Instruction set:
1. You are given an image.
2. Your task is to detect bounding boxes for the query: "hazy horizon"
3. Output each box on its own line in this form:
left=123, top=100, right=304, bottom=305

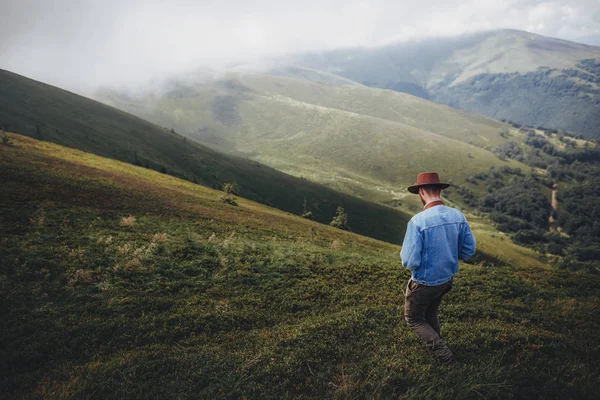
left=1, top=0, right=600, bottom=92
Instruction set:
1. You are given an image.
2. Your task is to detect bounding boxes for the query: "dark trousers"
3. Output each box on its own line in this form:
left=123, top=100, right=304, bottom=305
left=404, top=278, right=454, bottom=363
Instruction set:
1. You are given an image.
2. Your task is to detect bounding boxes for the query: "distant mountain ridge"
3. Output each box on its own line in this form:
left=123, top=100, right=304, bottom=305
left=291, top=29, right=600, bottom=138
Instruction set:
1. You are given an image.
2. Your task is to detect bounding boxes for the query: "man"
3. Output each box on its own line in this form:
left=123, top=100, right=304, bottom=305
left=400, top=172, right=476, bottom=365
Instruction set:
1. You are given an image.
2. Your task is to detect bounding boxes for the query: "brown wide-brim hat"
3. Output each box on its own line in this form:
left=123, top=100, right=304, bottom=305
left=407, top=172, right=451, bottom=194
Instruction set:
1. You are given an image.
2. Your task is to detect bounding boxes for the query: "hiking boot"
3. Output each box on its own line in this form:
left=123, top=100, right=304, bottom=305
left=430, top=338, right=454, bottom=365
left=440, top=356, right=456, bottom=366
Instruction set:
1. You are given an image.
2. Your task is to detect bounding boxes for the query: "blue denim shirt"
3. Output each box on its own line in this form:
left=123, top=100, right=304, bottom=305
left=400, top=205, right=476, bottom=286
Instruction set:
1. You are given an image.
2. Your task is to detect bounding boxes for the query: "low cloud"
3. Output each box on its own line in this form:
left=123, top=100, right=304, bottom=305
left=1, top=0, right=599, bottom=91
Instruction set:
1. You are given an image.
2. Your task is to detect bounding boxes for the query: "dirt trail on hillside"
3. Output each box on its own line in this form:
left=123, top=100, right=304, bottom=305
left=549, top=184, right=558, bottom=224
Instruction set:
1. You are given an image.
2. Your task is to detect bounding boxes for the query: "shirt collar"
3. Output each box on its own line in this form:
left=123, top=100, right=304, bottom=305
left=423, top=198, right=444, bottom=210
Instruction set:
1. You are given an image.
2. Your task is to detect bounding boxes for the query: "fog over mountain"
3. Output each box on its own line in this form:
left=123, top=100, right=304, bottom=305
left=1, top=0, right=600, bottom=91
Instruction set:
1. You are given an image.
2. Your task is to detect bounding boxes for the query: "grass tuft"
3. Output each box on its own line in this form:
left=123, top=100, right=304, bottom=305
left=119, top=215, right=136, bottom=227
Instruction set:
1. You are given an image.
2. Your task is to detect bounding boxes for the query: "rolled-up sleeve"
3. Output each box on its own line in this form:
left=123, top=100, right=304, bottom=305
left=400, top=220, right=423, bottom=270
left=459, top=222, right=476, bottom=261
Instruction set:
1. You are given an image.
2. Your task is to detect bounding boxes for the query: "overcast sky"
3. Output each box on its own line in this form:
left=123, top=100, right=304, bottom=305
left=1, top=0, right=600, bottom=91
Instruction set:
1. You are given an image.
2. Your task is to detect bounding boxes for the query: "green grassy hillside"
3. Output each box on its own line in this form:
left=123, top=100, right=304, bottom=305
left=2, top=133, right=598, bottom=399
left=95, top=73, right=530, bottom=208
left=293, top=29, right=600, bottom=138
left=0, top=68, right=413, bottom=244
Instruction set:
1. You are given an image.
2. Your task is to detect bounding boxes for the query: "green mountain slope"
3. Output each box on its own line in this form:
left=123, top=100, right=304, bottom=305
left=95, top=72, right=530, bottom=209
left=1, top=132, right=598, bottom=399
left=294, top=29, right=600, bottom=138
left=433, top=59, right=600, bottom=138
left=0, top=68, right=411, bottom=244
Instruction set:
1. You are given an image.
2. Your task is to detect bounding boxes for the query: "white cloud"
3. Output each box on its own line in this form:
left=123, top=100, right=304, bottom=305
left=1, top=0, right=599, bottom=90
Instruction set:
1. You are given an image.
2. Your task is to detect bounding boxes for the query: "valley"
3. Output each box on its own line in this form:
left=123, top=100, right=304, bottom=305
left=94, top=72, right=530, bottom=210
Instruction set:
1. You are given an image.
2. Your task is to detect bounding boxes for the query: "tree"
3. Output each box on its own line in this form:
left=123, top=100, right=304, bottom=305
left=220, top=182, right=239, bottom=206
left=222, top=182, right=239, bottom=195
left=36, top=124, right=43, bottom=140
left=1, top=131, right=13, bottom=146
left=132, top=151, right=142, bottom=166
left=330, top=206, right=350, bottom=230
left=301, top=198, right=313, bottom=219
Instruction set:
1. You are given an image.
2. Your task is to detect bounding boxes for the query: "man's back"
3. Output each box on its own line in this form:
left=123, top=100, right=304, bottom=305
left=400, top=172, right=476, bottom=365
left=401, top=205, right=476, bottom=286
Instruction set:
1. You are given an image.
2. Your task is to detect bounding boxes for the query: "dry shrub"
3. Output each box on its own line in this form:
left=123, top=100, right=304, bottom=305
left=152, top=232, right=168, bottom=242
left=331, top=239, right=345, bottom=250
left=214, top=300, right=230, bottom=314
left=1, top=132, right=14, bottom=146
left=97, top=280, right=112, bottom=292
left=135, top=241, right=157, bottom=259
left=113, top=260, right=143, bottom=274
left=113, top=239, right=158, bottom=274
left=29, top=210, right=46, bottom=225
left=222, top=231, right=236, bottom=247
left=67, top=269, right=95, bottom=286
left=97, top=235, right=113, bottom=246
left=120, top=215, right=136, bottom=227
left=116, top=242, right=132, bottom=256
left=219, top=194, right=238, bottom=206
left=68, top=248, right=86, bottom=259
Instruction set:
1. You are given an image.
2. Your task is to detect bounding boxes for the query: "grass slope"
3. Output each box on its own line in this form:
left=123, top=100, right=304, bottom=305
left=0, top=68, right=412, bottom=244
left=2, top=133, right=598, bottom=399
left=95, top=73, right=529, bottom=208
